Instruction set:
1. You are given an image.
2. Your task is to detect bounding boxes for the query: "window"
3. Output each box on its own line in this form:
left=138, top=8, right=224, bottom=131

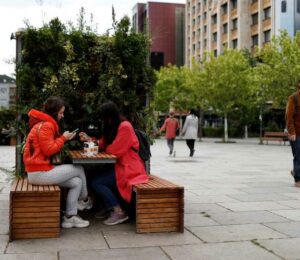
left=231, top=0, right=237, bottom=10
left=252, top=13, right=258, bottom=25
left=213, top=49, right=217, bottom=57
left=281, top=1, right=287, bottom=13
left=252, top=0, right=258, bottom=3
left=204, top=25, right=207, bottom=33
left=252, top=34, right=258, bottom=46
left=203, top=12, right=207, bottom=20
left=264, top=30, right=271, bottom=42
left=193, top=44, right=196, bottom=53
left=197, top=15, right=201, bottom=24
left=264, top=7, right=271, bottom=20
left=232, top=18, right=238, bottom=30
left=193, top=31, right=196, bottom=39
left=223, top=23, right=228, bottom=33
left=204, top=39, right=207, bottom=47
left=232, top=39, right=238, bottom=49
left=221, top=3, right=228, bottom=15
left=212, top=14, right=217, bottom=25
left=197, top=41, right=201, bottom=49
left=212, top=32, right=217, bottom=42
left=298, top=0, right=300, bottom=13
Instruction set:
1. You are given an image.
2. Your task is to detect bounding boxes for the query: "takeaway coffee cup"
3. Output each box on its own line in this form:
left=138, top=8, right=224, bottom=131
left=83, top=141, right=98, bottom=156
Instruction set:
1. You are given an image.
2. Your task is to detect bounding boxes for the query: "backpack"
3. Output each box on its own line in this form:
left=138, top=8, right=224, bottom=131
left=133, top=129, right=151, bottom=161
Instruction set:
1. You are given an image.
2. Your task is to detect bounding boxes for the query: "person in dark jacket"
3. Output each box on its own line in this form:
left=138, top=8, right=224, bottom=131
left=286, top=80, right=300, bottom=186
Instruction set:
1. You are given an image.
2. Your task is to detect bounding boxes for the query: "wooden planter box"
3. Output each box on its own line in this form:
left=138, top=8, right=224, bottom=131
left=9, top=178, right=61, bottom=241
left=134, top=175, right=184, bottom=233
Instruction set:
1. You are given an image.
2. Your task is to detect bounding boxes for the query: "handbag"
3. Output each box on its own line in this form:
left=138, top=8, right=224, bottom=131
left=37, top=122, right=63, bottom=165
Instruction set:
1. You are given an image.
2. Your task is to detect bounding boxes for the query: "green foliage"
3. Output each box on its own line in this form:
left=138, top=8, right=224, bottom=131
left=17, top=16, right=155, bottom=133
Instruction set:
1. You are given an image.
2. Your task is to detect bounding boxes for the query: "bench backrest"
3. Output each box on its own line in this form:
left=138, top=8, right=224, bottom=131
left=264, top=132, right=288, bottom=137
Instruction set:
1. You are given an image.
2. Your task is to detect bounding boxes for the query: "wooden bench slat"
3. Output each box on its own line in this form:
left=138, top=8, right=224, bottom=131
left=10, top=177, right=61, bottom=241
left=133, top=175, right=184, bottom=233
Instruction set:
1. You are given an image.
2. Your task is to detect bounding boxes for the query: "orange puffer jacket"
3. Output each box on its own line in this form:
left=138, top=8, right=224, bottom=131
left=23, top=109, right=66, bottom=173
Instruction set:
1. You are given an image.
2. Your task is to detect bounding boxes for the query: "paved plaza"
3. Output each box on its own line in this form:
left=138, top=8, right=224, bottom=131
left=0, top=138, right=299, bottom=259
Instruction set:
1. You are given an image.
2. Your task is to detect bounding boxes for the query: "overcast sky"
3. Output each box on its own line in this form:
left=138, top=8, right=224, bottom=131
left=0, top=0, right=185, bottom=78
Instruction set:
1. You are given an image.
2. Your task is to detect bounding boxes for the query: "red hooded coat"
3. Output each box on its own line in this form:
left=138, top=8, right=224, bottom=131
left=98, top=121, right=149, bottom=202
left=23, top=109, right=66, bottom=172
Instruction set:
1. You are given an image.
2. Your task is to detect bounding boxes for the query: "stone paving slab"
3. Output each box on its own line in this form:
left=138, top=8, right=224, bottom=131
left=264, top=221, right=300, bottom=237
left=257, top=237, right=300, bottom=259
left=0, top=235, right=8, bottom=254
left=0, top=224, right=8, bottom=236
left=0, top=211, right=8, bottom=224
left=270, top=209, right=300, bottom=221
left=185, top=203, right=231, bottom=214
left=60, top=247, right=169, bottom=260
left=187, top=193, right=240, bottom=203
left=210, top=211, right=290, bottom=225
left=229, top=193, right=297, bottom=202
left=162, top=241, right=281, bottom=260
left=184, top=213, right=219, bottom=227
left=219, top=201, right=292, bottom=211
left=188, top=224, right=287, bottom=243
left=0, top=253, right=57, bottom=260
left=102, top=230, right=201, bottom=249
left=7, top=227, right=108, bottom=254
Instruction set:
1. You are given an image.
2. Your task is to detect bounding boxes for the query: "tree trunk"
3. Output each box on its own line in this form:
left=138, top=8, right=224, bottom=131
left=224, top=113, right=228, bottom=143
left=244, top=125, right=248, bottom=139
left=198, top=108, right=203, bottom=141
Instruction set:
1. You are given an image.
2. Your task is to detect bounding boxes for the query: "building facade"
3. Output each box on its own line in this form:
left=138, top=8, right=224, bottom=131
left=185, top=0, right=300, bottom=67
left=132, top=2, right=185, bottom=69
left=0, top=75, right=16, bottom=109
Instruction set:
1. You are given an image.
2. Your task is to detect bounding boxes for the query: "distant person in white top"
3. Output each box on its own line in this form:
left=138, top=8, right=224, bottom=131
left=182, top=109, right=199, bottom=157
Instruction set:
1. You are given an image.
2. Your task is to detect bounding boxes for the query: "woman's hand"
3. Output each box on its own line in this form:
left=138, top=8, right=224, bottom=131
left=63, top=131, right=76, bottom=141
left=79, top=132, right=91, bottom=142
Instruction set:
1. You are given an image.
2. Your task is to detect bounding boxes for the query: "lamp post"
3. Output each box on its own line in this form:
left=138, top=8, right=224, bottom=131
left=259, top=106, right=263, bottom=144
left=11, top=29, right=24, bottom=175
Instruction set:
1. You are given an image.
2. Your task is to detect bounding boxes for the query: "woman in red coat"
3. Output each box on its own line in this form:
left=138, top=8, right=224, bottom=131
left=79, top=101, right=149, bottom=225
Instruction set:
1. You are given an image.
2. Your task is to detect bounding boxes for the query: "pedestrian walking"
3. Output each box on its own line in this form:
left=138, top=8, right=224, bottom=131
left=182, top=109, right=199, bottom=157
left=159, top=110, right=179, bottom=157
left=286, top=80, right=300, bottom=187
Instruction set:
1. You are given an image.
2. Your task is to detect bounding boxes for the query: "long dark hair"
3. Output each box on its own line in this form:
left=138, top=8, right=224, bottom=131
left=42, top=96, right=65, bottom=122
left=99, top=101, right=123, bottom=145
left=190, top=108, right=197, bottom=117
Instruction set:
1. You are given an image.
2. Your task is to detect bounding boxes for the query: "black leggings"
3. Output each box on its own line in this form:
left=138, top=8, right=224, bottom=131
left=186, top=139, right=195, bottom=152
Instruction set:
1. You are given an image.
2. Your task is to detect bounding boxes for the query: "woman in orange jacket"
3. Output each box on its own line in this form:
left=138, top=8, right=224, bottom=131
left=23, top=96, right=92, bottom=228
left=79, top=101, right=149, bottom=225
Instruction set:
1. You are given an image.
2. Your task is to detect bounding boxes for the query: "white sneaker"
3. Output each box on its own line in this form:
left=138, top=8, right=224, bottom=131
left=62, top=215, right=90, bottom=228
left=78, top=197, right=93, bottom=211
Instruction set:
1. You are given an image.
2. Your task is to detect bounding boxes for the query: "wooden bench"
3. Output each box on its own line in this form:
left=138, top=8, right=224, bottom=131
left=9, top=178, right=61, bottom=241
left=133, top=175, right=184, bottom=233
left=261, top=131, right=288, bottom=145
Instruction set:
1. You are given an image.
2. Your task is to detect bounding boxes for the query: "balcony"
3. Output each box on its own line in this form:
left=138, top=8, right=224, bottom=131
left=231, top=28, right=238, bottom=39
left=263, top=0, right=271, bottom=9
left=263, top=17, right=271, bottom=30
left=222, top=33, right=228, bottom=43
left=250, top=1, right=258, bottom=14
left=221, top=14, right=228, bottom=24
left=251, top=24, right=258, bottom=35
left=211, top=42, right=217, bottom=50
left=212, top=23, right=218, bottom=32
left=231, top=8, right=237, bottom=18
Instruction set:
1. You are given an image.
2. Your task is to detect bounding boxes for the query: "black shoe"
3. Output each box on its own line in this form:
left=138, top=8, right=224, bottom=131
left=190, top=149, right=195, bottom=157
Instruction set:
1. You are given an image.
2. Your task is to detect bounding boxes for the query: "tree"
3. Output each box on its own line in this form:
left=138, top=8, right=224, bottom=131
left=202, top=49, right=252, bottom=142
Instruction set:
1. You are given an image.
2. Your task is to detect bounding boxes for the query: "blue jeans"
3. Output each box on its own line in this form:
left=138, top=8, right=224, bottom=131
left=90, top=166, right=119, bottom=209
left=290, top=138, right=300, bottom=182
